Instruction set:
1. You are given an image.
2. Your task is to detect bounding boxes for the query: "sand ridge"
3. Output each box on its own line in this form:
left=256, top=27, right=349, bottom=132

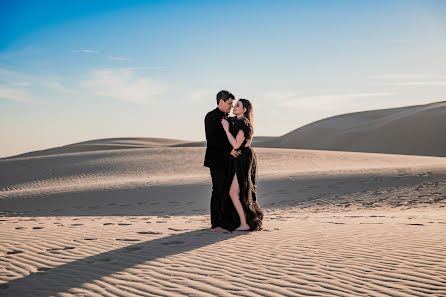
left=258, top=101, right=446, bottom=157
left=1, top=142, right=446, bottom=295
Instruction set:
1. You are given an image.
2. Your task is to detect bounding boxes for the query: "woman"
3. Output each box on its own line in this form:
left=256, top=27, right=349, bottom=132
left=221, top=98, right=264, bottom=231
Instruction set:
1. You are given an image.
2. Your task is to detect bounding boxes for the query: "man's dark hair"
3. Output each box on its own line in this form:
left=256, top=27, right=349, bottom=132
left=216, top=90, right=235, bottom=105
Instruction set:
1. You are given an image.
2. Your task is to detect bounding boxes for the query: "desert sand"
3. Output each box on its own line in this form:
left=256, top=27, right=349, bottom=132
left=258, top=101, right=446, bottom=157
left=1, top=138, right=445, bottom=296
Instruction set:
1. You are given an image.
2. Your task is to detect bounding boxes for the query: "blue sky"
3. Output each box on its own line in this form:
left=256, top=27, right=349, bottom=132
left=1, top=0, right=446, bottom=158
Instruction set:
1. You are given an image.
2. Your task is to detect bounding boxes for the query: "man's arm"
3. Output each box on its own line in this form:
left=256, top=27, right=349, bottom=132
left=206, top=113, right=240, bottom=158
left=224, top=129, right=245, bottom=149
left=204, top=114, right=219, bottom=148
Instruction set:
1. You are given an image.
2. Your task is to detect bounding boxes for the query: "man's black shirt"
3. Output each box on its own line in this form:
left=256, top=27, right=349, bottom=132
left=204, top=107, right=233, bottom=168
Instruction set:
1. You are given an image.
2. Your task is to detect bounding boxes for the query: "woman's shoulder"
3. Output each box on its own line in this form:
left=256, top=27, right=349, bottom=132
left=237, top=116, right=251, bottom=127
left=236, top=116, right=252, bottom=136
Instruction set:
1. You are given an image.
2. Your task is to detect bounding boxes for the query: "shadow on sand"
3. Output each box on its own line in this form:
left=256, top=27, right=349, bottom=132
left=2, top=228, right=245, bottom=296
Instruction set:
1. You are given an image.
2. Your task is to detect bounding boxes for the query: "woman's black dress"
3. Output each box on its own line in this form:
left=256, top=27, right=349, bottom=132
left=221, top=116, right=264, bottom=231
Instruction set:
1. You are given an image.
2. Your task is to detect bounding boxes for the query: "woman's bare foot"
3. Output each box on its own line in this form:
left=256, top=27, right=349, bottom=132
left=211, top=227, right=231, bottom=234
left=235, top=224, right=250, bottom=231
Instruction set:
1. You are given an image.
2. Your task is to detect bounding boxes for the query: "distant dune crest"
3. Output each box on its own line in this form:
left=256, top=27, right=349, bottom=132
left=257, top=101, right=446, bottom=157
left=3, top=101, right=445, bottom=160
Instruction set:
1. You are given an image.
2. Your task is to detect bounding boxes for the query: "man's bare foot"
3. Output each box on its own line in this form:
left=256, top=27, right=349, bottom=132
left=235, top=224, right=250, bottom=231
left=211, top=227, right=231, bottom=234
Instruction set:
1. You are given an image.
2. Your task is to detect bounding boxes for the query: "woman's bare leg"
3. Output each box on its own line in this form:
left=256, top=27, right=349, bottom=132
left=229, top=174, right=250, bottom=230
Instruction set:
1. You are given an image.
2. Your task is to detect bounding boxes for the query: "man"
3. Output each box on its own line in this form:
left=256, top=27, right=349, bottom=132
left=204, top=90, right=240, bottom=233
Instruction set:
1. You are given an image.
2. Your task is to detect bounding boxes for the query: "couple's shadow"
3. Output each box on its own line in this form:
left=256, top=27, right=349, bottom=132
left=3, top=228, right=247, bottom=296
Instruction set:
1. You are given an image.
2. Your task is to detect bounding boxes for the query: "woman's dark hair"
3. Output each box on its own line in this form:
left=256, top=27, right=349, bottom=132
left=216, top=90, right=235, bottom=105
left=239, top=98, right=254, bottom=136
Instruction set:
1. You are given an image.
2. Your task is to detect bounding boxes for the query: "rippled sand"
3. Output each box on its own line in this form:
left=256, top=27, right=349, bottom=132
left=1, top=146, right=446, bottom=296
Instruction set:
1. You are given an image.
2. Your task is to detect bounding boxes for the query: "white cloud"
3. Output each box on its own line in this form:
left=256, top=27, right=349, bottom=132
left=41, top=81, right=76, bottom=93
left=81, top=68, right=166, bottom=104
left=11, top=81, right=30, bottom=87
left=122, top=66, right=168, bottom=71
left=0, top=68, right=75, bottom=103
left=108, top=56, right=130, bottom=61
left=368, top=73, right=431, bottom=80
left=188, top=89, right=216, bottom=102
left=368, top=73, right=446, bottom=87
left=279, top=92, right=394, bottom=108
left=259, top=90, right=303, bottom=101
left=72, top=49, right=98, bottom=53
left=0, top=68, right=23, bottom=81
left=0, top=86, right=34, bottom=103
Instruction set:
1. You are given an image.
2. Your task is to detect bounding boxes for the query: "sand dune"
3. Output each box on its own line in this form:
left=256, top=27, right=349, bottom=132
left=2, top=147, right=446, bottom=203
left=1, top=137, right=194, bottom=160
left=2, top=103, right=446, bottom=297
left=2, top=136, right=278, bottom=159
left=258, top=101, right=446, bottom=157
left=171, top=136, right=279, bottom=148
left=1, top=145, right=446, bottom=295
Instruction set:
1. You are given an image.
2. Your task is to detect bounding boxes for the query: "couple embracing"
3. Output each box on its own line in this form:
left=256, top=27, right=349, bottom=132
left=204, top=90, right=264, bottom=234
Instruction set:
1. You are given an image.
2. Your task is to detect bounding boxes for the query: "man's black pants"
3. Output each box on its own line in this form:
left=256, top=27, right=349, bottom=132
left=210, top=167, right=226, bottom=229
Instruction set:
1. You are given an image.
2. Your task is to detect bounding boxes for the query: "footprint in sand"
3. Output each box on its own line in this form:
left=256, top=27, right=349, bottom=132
left=103, top=223, right=114, bottom=225
left=71, top=223, right=84, bottom=226
left=406, top=223, right=424, bottom=226
left=7, top=250, right=23, bottom=255
left=15, top=227, right=24, bottom=230
left=161, top=240, right=185, bottom=245
left=37, top=267, right=51, bottom=271
left=63, top=246, right=75, bottom=250
left=47, top=248, right=59, bottom=251
left=418, top=172, right=433, bottom=177
left=84, top=238, right=97, bottom=240
left=118, top=223, right=132, bottom=226
left=32, top=227, right=44, bottom=229
left=137, top=231, right=162, bottom=235
left=168, top=228, right=183, bottom=231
